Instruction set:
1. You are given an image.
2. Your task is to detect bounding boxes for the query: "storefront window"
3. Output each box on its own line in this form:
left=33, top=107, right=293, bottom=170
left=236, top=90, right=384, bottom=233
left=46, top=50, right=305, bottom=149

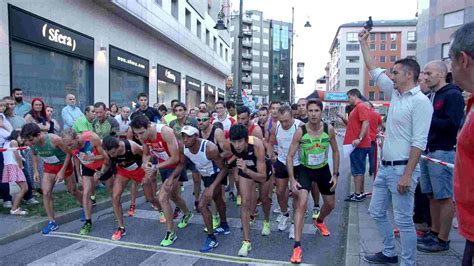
left=11, top=41, right=92, bottom=124
left=158, top=80, right=179, bottom=106
left=187, top=90, right=200, bottom=108
left=110, top=68, right=147, bottom=108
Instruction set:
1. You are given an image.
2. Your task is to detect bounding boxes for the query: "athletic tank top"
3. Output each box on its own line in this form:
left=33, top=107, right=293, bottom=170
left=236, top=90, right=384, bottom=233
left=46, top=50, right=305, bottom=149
left=276, top=119, right=302, bottom=166
left=144, top=124, right=178, bottom=169
left=299, top=123, right=330, bottom=169
left=199, top=126, right=223, bottom=153
left=248, top=123, right=257, bottom=136
left=213, top=115, right=235, bottom=139
left=112, top=140, right=142, bottom=171
left=184, top=140, right=219, bottom=177
left=31, top=134, right=66, bottom=165
left=3, top=141, right=18, bottom=165
left=230, top=136, right=272, bottom=179
left=72, top=131, right=104, bottom=170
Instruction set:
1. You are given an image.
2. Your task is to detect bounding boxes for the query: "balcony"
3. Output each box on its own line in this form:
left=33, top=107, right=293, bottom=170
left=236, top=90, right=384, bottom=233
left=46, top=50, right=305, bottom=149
left=242, top=40, right=252, bottom=48
left=242, top=53, right=252, bottom=60
left=242, top=76, right=252, bottom=83
left=243, top=30, right=252, bottom=37
left=242, top=65, right=252, bottom=71
left=243, top=16, right=252, bottom=24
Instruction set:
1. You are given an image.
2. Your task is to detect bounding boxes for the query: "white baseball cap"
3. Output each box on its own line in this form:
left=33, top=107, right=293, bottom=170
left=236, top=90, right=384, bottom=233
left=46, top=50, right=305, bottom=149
left=180, top=125, right=199, bottom=136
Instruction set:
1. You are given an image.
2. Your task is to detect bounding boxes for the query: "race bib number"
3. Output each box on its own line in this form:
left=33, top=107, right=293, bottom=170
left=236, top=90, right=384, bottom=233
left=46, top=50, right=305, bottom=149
left=199, top=167, right=215, bottom=177
left=77, top=152, right=94, bottom=165
left=124, top=163, right=139, bottom=171
left=308, top=153, right=325, bottom=166
left=245, top=160, right=255, bottom=167
left=42, top=156, right=60, bottom=164
left=151, top=150, right=170, bottom=161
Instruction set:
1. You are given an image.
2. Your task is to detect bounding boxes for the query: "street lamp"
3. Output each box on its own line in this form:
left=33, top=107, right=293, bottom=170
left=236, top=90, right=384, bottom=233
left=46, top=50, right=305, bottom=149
left=214, top=1, right=245, bottom=107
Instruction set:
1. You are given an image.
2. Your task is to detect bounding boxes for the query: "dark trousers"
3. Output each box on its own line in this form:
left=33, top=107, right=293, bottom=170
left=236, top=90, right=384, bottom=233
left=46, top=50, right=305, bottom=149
left=0, top=153, right=13, bottom=202
left=462, top=240, right=474, bottom=266
left=413, top=183, right=431, bottom=226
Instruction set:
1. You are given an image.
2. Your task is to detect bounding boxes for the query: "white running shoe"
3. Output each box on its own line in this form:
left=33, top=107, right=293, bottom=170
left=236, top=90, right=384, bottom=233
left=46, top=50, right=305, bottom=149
left=276, top=213, right=283, bottom=223
left=278, top=215, right=289, bottom=231
left=289, top=223, right=295, bottom=239
left=273, top=206, right=281, bottom=214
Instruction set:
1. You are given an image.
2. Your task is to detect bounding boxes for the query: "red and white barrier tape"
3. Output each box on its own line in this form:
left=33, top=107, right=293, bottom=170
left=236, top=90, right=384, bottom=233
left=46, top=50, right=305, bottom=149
left=0, top=147, right=30, bottom=152
left=421, top=155, right=454, bottom=169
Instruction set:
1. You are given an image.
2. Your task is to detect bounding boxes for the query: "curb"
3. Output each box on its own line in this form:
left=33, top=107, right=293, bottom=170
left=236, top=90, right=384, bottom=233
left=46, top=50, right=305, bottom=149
left=344, top=174, right=360, bottom=265
left=0, top=189, right=144, bottom=245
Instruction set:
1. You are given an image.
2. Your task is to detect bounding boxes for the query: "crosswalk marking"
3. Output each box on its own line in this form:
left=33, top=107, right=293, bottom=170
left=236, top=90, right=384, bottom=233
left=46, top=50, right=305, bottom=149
left=27, top=241, right=115, bottom=265
left=133, top=209, right=318, bottom=235
left=139, top=253, right=200, bottom=265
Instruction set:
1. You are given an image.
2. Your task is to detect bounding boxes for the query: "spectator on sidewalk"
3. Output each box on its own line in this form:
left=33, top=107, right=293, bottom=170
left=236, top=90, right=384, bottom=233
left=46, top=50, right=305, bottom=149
left=61, top=94, right=83, bottom=129
left=130, top=93, right=161, bottom=124
left=0, top=100, right=13, bottom=208
left=163, top=99, right=178, bottom=125
left=157, top=104, right=168, bottom=123
left=417, top=60, right=465, bottom=253
left=25, top=98, right=54, bottom=133
left=72, top=105, right=95, bottom=133
left=46, top=106, right=61, bottom=134
left=114, top=106, right=131, bottom=137
left=109, top=103, right=119, bottom=118
left=343, top=89, right=371, bottom=202
left=359, top=28, right=433, bottom=266
left=364, top=101, right=384, bottom=179
left=449, top=22, right=474, bottom=266
left=12, top=88, right=31, bottom=118
left=92, top=102, right=119, bottom=139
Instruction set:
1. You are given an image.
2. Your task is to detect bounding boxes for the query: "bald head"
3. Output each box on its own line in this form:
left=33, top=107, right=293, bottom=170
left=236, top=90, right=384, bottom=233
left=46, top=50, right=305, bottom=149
left=65, top=94, right=77, bottom=106
left=423, top=60, right=448, bottom=90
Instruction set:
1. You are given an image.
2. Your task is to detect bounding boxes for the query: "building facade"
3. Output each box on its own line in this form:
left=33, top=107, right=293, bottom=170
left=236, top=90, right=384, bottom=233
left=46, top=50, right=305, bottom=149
left=0, top=0, right=231, bottom=124
left=328, top=20, right=416, bottom=107
left=416, top=0, right=474, bottom=67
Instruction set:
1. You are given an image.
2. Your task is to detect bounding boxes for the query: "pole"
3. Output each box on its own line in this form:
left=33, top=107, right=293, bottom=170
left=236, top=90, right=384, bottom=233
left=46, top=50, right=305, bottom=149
left=290, top=7, right=295, bottom=104
left=236, top=0, right=244, bottom=107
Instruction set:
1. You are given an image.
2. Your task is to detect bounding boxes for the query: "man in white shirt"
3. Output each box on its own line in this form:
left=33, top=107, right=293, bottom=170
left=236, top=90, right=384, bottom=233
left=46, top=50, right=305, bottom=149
left=61, top=94, right=83, bottom=129
left=115, top=106, right=131, bottom=136
left=359, top=29, right=433, bottom=266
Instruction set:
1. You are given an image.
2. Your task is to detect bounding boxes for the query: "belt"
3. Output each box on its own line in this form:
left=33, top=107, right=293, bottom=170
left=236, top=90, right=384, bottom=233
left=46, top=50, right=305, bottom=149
left=381, top=160, right=408, bottom=166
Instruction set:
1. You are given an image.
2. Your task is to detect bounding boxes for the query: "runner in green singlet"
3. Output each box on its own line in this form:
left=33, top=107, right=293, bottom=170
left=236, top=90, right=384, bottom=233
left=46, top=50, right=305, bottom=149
left=286, top=99, right=340, bottom=264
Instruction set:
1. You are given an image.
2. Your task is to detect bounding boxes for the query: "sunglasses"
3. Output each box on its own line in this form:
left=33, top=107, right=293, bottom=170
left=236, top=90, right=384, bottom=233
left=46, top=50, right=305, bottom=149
left=196, top=117, right=210, bottom=122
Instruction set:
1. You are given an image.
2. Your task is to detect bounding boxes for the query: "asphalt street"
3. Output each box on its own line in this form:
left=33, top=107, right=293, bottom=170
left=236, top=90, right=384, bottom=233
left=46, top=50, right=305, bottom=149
left=0, top=136, right=351, bottom=265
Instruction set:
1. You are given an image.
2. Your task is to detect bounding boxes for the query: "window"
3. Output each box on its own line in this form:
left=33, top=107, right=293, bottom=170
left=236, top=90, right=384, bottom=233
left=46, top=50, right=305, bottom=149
left=407, top=43, right=417, bottom=50
left=225, top=48, right=228, bottom=61
left=253, top=85, right=260, bottom=90
left=155, top=0, right=162, bottom=6
left=346, top=68, right=359, bottom=75
left=379, top=91, right=385, bottom=101
left=263, top=28, right=269, bottom=34
left=196, top=20, right=201, bottom=39
left=380, top=44, right=386, bottom=51
left=171, top=0, right=179, bottom=20
left=390, top=33, right=397, bottom=41
left=213, top=37, right=217, bottom=51
left=345, top=79, right=359, bottom=86
left=347, top=32, right=358, bottom=42
left=370, top=33, right=376, bottom=41
left=369, top=80, right=375, bottom=86
left=262, top=62, right=269, bottom=68
left=381, top=33, right=386, bottom=40
left=220, top=43, right=223, bottom=57
left=263, top=51, right=269, bottom=57
left=252, top=61, right=259, bottom=67
left=252, top=14, right=261, bottom=20
left=370, top=44, right=376, bottom=51
left=390, top=43, right=397, bottom=50
left=252, top=26, right=260, bottom=32
left=346, top=56, right=360, bottom=63
left=206, top=30, right=210, bottom=45
left=253, top=37, right=261, bottom=44
left=263, top=39, right=269, bottom=45
left=262, top=85, right=268, bottom=91
left=407, top=31, right=416, bottom=42
left=252, top=49, right=260, bottom=56
left=380, top=56, right=386, bottom=63
left=252, top=73, right=259, bottom=79
left=444, top=9, right=464, bottom=28
left=346, top=44, right=360, bottom=51
left=390, top=56, right=397, bottom=62
left=369, top=92, right=375, bottom=100
left=442, top=43, right=450, bottom=59
left=185, top=9, right=191, bottom=30
left=263, top=74, right=269, bottom=80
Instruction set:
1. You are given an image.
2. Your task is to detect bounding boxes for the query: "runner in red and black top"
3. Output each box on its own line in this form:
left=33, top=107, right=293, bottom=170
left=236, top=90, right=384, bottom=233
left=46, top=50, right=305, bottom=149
left=61, top=129, right=112, bottom=236
left=130, top=115, right=192, bottom=247
left=227, top=124, right=273, bottom=257
left=212, top=101, right=236, bottom=139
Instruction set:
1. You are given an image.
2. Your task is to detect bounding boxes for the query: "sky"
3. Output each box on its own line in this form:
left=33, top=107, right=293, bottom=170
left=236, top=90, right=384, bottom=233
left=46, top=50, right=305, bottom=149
left=230, top=0, right=418, bottom=99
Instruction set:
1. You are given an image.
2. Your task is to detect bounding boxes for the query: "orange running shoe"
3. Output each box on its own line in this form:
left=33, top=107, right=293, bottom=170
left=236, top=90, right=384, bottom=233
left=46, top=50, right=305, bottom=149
left=290, top=246, right=302, bottom=264
left=111, top=227, right=126, bottom=241
left=314, top=221, right=331, bottom=237
left=128, top=205, right=136, bottom=217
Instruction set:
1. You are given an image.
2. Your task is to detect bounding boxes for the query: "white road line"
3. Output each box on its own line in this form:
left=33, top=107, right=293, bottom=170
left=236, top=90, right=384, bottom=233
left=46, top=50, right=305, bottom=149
left=139, top=252, right=200, bottom=265
left=46, top=232, right=299, bottom=265
left=133, top=209, right=318, bottom=235
left=27, top=241, right=115, bottom=265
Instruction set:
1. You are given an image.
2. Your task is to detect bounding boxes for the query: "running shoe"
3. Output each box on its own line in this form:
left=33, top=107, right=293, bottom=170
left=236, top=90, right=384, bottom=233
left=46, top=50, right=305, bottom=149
left=314, top=221, right=330, bottom=237
left=177, top=213, right=193, bottom=229
left=344, top=193, right=366, bottom=202
left=26, top=198, right=39, bottom=205
left=111, top=227, right=126, bottom=241
left=276, top=213, right=283, bottom=223
left=79, top=223, right=93, bottom=235
left=289, top=223, right=295, bottom=239
left=200, top=236, right=219, bottom=252
left=290, top=246, right=302, bottom=264
left=203, top=217, right=220, bottom=232
left=173, top=207, right=183, bottom=221
left=128, top=205, right=136, bottom=217
left=273, top=206, right=282, bottom=214
left=312, top=206, right=321, bottom=220
left=237, top=241, right=252, bottom=257
left=261, top=220, right=271, bottom=236
left=42, top=221, right=59, bottom=234
left=160, top=231, right=177, bottom=247
left=10, top=208, right=28, bottom=216
left=159, top=211, right=166, bottom=223
left=214, top=224, right=231, bottom=235
left=90, top=194, right=97, bottom=206
left=278, top=214, right=290, bottom=231
left=236, top=195, right=241, bottom=206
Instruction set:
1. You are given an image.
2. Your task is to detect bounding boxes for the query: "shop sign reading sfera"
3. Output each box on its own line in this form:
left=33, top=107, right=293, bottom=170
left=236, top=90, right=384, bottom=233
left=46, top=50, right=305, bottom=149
left=42, top=23, right=76, bottom=52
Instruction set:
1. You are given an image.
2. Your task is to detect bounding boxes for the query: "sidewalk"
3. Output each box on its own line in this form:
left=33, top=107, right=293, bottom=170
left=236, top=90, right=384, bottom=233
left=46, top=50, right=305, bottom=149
left=345, top=176, right=464, bottom=265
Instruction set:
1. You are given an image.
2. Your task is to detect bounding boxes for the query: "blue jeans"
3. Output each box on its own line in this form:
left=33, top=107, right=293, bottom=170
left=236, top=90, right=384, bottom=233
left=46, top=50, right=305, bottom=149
left=368, top=141, right=376, bottom=176
left=369, top=164, right=419, bottom=266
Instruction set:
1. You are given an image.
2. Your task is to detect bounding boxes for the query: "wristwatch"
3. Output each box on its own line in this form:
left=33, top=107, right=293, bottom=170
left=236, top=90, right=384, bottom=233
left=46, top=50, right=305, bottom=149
left=334, top=172, right=340, bottom=177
